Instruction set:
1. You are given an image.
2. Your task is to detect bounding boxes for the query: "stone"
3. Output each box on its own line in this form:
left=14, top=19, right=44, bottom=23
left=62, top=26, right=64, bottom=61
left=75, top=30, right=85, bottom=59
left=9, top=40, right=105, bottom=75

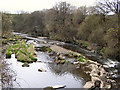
left=100, top=68, right=106, bottom=76
left=103, top=65, right=109, bottom=69
left=76, top=66, right=80, bottom=69
left=86, top=71, right=91, bottom=74
left=44, top=85, right=66, bottom=90
left=52, top=85, right=66, bottom=89
left=89, top=80, right=101, bottom=90
left=22, top=63, right=29, bottom=67
left=59, top=54, right=65, bottom=59
left=90, top=68, right=99, bottom=77
left=38, top=68, right=46, bottom=72
left=43, top=87, right=54, bottom=90
left=73, top=62, right=79, bottom=65
left=83, top=81, right=93, bottom=88
left=94, top=80, right=101, bottom=87
left=91, top=76, right=100, bottom=83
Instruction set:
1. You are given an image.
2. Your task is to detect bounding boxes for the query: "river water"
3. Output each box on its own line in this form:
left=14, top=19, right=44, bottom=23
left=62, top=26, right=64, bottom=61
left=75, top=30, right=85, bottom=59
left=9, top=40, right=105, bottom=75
left=3, top=32, right=120, bottom=88
left=6, top=54, right=86, bottom=88
left=3, top=32, right=92, bottom=88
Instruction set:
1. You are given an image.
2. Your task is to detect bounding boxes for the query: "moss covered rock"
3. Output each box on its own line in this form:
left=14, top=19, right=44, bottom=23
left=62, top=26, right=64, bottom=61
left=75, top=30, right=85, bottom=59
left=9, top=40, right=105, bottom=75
left=5, top=41, right=37, bottom=64
left=22, top=63, right=29, bottom=67
left=6, top=51, right=11, bottom=58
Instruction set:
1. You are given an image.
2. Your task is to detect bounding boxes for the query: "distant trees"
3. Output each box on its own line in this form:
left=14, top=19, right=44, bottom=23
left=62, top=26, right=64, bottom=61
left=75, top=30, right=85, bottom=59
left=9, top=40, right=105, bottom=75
left=2, top=13, right=12, bottom=34
left=12, top=11, right=45, bottom=36
left=96, top=0, right=120, bottom=59
left=45, top=2, right=76, bottom=42
left=73, top=6, right=87, bottom=26
left=78, top=14, right=104, bottom=42
left=104, top=28, right=119, bottom=58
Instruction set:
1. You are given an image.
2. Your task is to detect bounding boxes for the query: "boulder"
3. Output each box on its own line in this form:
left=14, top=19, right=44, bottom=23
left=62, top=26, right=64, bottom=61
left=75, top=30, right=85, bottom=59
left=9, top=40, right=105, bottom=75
left=43, top=87, right=54, bottom=90
left=89, top=80, right=101, bottom=90
left=103, top=65, right=109, bottom=69
left=91, top=76, right=100, bottom=83
left=83, top=81, right=93, bottom=88
left=22, top=63, right=29, bottom=67
left=44, top=85, right=66, bottom=90
left=73, top=61, right=79, bottom=65
left=52, top=85, right=66, bottom=89
left=38, top=68, right=46, bottom=72
left=90, top=68, right=99, bottom=77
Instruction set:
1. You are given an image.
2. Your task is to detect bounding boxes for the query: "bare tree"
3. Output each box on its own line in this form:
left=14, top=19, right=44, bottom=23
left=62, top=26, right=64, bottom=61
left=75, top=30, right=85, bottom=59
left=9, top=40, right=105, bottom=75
left=97, top=0, right=120, bottom=14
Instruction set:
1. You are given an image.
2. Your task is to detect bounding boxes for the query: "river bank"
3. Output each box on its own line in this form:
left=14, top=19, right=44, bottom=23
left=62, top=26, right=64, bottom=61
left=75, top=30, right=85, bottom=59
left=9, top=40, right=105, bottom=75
left=1, top=32, right=120, bottom=89
left=49, top=45, right=116, bottom=89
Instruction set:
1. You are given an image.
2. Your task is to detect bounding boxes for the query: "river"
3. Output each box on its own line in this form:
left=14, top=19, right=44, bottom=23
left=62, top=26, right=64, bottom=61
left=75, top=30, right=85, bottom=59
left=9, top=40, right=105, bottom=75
left=3, top=32, right=120, bottom=88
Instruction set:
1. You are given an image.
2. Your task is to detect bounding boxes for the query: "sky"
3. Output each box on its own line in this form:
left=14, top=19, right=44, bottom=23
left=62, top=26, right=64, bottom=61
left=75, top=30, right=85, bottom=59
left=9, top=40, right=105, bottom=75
left=0, top=0, right=97, bottom=13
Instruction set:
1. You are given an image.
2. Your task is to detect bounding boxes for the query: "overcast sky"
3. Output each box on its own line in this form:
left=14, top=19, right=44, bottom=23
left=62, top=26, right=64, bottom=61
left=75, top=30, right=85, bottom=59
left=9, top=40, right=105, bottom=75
left=0, top=0, right=97, bottom=13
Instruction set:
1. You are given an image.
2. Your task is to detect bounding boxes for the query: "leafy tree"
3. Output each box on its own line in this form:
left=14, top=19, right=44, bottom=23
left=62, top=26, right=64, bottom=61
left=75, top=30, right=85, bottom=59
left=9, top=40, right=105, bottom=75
left=45, top=2, right=76, bottom=42
left=2, top=13, right=12, bottom=34
left=78, top=14, right=104, bottom=41
left=73, top=6, right=87, bottom=26
left=104, top=28, right=119, bottom=59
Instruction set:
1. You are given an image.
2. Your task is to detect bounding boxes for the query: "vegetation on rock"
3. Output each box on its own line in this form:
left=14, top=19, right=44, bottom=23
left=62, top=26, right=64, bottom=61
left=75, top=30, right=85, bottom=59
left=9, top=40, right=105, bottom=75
left=69, top=52, right=88, bottom=62
left=5, top=41, right=37, bottom=63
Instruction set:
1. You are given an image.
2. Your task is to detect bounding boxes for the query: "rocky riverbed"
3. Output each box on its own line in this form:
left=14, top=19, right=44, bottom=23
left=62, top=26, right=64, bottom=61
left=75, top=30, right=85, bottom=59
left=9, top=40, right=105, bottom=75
left=2, top=32, right=120, bottom=89
left=47, top=45, right=116, bottom=89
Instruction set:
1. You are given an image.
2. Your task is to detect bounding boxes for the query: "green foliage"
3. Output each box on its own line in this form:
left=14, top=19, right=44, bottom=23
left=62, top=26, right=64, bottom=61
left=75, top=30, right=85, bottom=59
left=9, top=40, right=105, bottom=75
left=75, top=40, right=88, bottom=48
left=2, top=49, right=6, bottom=53
left=17, top=52, right=26, bottom=62
left=104, top=28, right=119, bottom=58
left=6, top=51, right=11, bottom=58
left=78, top=14, right=104, bottom=41
left=5, top=41, right=37, bottom=63
left=69, top=52, right=88, bottom=62
left=2, top=13, right=12, bottom=34
left=77, top=58, right=84, bottom=62
left=58, top=60, right=66, bottom=64
left=73, top=6, right=86, bottom=25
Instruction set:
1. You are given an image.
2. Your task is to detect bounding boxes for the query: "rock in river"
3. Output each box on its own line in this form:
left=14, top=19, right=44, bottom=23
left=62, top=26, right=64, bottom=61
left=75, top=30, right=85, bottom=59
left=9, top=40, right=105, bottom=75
left=44, top=85, right=66, bottom=90
left=38, top=68, right=46, bottom=72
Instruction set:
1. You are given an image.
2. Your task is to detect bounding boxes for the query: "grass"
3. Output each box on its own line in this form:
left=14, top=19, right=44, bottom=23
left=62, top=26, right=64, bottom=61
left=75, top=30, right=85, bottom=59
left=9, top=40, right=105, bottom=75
left=5, top=41, right=37, bottom=63
left=75, top=40, right=88, bottom=49
left=77, top=58, right=85, bottom=62
left=69, top=52, right=88, bottom=62
left=6, top=51, right=11, bottom=58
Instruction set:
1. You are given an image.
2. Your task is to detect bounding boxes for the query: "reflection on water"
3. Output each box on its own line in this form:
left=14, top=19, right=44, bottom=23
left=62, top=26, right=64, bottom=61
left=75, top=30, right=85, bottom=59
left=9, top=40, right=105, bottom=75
left=5, top=52, right=88, bottom=88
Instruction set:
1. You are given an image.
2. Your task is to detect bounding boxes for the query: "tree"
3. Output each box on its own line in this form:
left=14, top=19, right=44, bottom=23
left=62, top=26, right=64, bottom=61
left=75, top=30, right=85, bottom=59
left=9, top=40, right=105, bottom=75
left=2, top=13, right=12, bottom=34
left=78, top=14, right=104, bottom=41
left=44, top=9, right=58, bottom=36
left=97, top=0, right=120, bottom=14
left=97, top=0, right=120, bottom=60
left=45, top=2, right=76, bottom=42
left=104, top=28, right=119, bottom=59
left=73, top=6, right=87, bottom=26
